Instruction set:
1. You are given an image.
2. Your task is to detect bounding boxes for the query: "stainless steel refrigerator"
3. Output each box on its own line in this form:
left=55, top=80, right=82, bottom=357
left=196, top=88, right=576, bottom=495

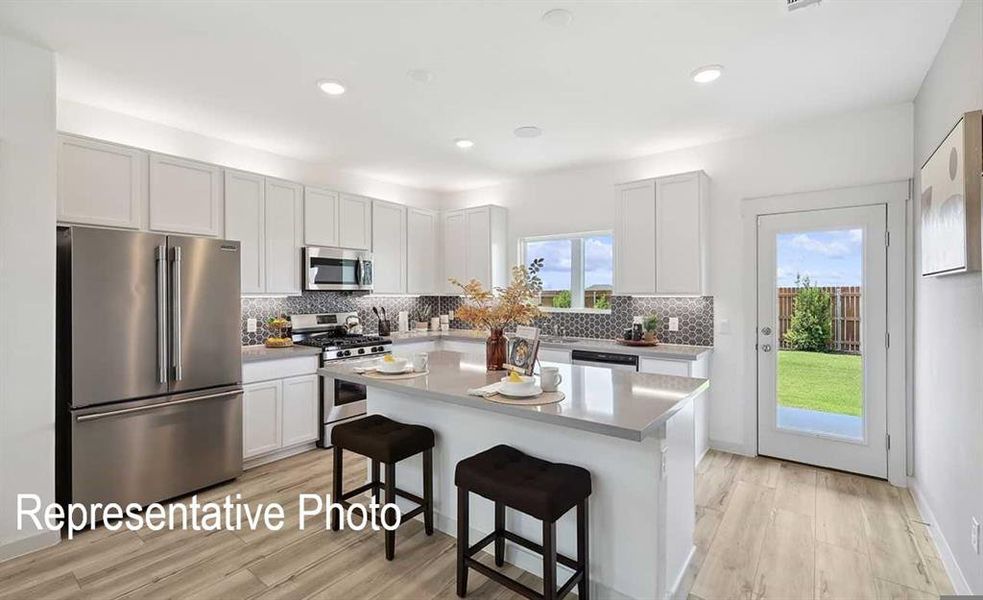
left=57, top=226, right=243, bottom=508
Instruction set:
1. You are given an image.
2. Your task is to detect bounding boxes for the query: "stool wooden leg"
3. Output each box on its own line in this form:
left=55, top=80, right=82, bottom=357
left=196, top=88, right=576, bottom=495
left=577, top=499, right=589, bottom=600
left=331, top=446, right=343, bottom=531
left=456, top=487, right=469, bottom=597
left=494, top=502, right=505, bottom=567
left=423, top=449, right=434, bottom=535
left=384, top=462, right=396, bottom=561
left=371, top=459, right=380, bottom=506
left=542, top=520, right=556, bottom=600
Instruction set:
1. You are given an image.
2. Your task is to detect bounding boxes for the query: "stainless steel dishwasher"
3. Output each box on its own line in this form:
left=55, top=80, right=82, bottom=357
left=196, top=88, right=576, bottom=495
left=570, top=349, right=639, bottom=371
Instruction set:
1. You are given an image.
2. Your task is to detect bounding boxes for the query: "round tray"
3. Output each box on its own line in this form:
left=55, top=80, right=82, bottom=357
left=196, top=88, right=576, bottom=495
left=614, top=338, right=659, bottom=347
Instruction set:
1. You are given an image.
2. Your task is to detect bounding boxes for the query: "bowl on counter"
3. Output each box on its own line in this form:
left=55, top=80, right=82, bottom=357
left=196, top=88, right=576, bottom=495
left=377, top=356, right=410, bottom=374
left=499, top=374, right=538, bottom=396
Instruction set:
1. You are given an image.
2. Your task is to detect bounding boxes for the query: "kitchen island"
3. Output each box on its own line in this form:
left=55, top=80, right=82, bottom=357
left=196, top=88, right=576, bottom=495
left=318, top=350, right=709, bottom=600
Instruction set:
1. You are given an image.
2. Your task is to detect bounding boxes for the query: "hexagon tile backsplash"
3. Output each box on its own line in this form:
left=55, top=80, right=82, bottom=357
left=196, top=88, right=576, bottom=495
left=241, top=293, right=713, bottom=347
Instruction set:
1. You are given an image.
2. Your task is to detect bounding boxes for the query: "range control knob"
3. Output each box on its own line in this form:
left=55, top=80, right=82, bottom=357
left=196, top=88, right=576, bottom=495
left=342, top=350, right=351, bottom=357
left=357, top=348, right=365, bottom=354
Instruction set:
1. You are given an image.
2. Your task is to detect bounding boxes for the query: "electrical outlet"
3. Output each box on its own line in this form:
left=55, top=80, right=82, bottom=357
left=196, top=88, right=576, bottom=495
left=448, top=310, right=454, bottom=320
left=972, top=517, right=980, bottom=554
left=246, top=318, right=257, bottom=333
left=668, top=317, right=680, bottom=332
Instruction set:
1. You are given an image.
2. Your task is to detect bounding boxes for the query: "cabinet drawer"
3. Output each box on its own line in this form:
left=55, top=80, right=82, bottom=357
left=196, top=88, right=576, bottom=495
left=639, top=357, right=691, bottom=377
left=538, top=348, right=571, bottom=364
left=243, top=356, right=319, bottom=384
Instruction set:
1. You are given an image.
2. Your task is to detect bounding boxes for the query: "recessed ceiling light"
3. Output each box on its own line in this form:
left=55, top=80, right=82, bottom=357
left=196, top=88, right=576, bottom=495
left=514, top=126, right=543, bottom=138
left=317, top=79, right=346, bottom=96
left=407, top=69, right=434, bottom=84
left=542, top=8, right=573, bottom=27
left=690, top=65, right=723, bottom=84
left=455, top=138, right=474, bottom=149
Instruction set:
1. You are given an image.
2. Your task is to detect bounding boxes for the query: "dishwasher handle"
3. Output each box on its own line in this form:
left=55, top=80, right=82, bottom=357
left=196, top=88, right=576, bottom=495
left=570, top=350, right=639, bottom=368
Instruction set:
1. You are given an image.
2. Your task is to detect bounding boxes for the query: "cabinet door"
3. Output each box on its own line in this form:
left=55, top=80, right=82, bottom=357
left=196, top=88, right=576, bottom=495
left=466, top=208, right=491, bottom=288
left=305, top=186, right=339, bottom=247
left=615, top=180, right=657, bottom=294
left=442, top=211, right=467, bottom=293
left=224, top=170, right=266, bottom=293
left=338, top=194, right=372, bottom=250
left=639, top=357, right=691, bottom=377
left=149, top=154, right=222, bottom=236
left=538, top=349, right=571, bottom=364
left=656, top=173, right=703, bottom=295
left=58, top=135, right=146, bottom=229
left=372, top=200, right=407, bottom=293
left=407, top=208, right=438, bottom=294
left=265, top=179, right=303, bottom=294
left=243, top=381, right=281, bottom=458
left=281, top=374, right=319, bottom=447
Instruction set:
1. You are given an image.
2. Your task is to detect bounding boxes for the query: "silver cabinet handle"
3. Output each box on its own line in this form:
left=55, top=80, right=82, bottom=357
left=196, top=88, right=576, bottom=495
left=172, top=246, right=183, bottom=381
left=155, top=245, right=168, bottom=384
left=761, top=344, right=772, bottom=352
left=76, top=389, right=242, bottom=423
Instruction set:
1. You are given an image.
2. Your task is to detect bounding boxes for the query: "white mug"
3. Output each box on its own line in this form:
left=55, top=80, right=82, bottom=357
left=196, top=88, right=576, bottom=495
left=540, top=366, right=563, bottom=392
left=412, top=352, right=429, bottom=373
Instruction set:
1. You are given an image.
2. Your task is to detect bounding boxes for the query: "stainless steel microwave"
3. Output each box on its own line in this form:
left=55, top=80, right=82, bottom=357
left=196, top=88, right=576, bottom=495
left=303, top=247, right=373, bottom=291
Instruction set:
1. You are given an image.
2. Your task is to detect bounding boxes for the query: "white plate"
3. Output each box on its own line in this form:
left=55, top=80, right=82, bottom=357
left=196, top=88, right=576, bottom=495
left=498, top=386, right=543, bottom=399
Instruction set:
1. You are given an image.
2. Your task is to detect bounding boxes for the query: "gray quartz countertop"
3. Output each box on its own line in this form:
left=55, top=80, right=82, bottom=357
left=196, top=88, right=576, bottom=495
left=318, top=350, right=709, bottom=441
left=388, top=329, right=712, bottom=361
left=241, top=344, right=322, bottom=363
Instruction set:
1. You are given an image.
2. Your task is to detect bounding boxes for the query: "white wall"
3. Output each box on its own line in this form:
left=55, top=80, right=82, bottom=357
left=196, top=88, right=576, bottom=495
left=57, top=100, right=441, bottom=210
left=444, top=102, right=914, bottom=451
left=0, top=36, right=59, bottom=559
left=911, top=0, right=983, bottom=592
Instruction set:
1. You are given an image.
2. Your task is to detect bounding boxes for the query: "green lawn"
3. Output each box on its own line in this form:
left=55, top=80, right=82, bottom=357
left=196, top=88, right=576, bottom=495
left=778, top=350, right=862, bottom=416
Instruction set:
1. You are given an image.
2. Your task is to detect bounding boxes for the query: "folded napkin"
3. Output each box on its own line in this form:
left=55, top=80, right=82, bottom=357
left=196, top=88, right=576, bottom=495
left=467, top=383, right=501, bottom=397
left=352, top=365, right=377, bottom=374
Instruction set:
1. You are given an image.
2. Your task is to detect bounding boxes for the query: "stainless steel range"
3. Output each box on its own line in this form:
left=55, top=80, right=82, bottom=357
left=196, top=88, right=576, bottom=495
left=291, top=312, right=392, bottom=446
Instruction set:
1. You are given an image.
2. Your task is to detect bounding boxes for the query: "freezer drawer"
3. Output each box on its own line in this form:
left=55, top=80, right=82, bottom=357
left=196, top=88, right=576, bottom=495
left=69, top=387, right=242, bottom=507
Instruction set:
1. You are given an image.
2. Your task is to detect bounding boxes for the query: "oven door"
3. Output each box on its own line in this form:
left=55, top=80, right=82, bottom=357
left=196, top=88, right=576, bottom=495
left=320, top=374, right=368, bottom=446
left=304, top=247, right=373, bottom=291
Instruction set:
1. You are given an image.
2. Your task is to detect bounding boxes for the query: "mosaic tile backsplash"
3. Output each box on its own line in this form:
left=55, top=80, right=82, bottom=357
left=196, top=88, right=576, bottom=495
left=242, top=293, right=713, bottom=347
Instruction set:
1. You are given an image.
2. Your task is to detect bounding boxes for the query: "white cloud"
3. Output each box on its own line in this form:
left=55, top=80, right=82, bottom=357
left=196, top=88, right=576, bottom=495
left=789, top=233, right=854, bottom=258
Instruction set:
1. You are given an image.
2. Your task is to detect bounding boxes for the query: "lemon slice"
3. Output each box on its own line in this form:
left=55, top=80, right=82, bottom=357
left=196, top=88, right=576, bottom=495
left=383, top=355, right=396, bottom=363
left=508, top=371, right=522, bottom=383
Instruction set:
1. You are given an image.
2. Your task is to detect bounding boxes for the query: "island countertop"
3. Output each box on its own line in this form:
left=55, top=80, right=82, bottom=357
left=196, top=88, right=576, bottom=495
left=318, top=350, right=709, bottom=441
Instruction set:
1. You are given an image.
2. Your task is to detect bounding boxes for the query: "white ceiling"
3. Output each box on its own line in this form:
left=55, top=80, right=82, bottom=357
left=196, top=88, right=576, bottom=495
left=0, top=1, right=961, bottom=192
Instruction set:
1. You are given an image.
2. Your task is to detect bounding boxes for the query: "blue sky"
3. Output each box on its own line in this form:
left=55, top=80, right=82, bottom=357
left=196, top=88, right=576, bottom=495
left=525, top=235, right=613, bottom=290
left=776, top=229, right=862, bottom=287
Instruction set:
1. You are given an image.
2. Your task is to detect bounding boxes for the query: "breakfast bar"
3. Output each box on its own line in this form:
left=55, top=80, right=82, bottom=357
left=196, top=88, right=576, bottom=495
left=319, top=350, right=709, bottom=600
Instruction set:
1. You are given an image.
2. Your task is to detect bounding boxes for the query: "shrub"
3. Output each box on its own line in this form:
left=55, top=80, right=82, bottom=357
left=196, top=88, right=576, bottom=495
left=552, top=290, right=572, bottom=308
left=783, top=275, right=832, bottom=352
left=593, top=294, right=610, bottom=310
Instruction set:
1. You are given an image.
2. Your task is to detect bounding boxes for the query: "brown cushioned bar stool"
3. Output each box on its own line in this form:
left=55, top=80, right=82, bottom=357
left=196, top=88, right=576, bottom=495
left=330, top=414, right=435, bottom=560
left=455, top=445, right=591, bottom=600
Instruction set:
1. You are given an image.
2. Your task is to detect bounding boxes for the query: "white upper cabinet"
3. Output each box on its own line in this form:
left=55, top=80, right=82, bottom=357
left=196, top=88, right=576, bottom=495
left=615, top=171, right=710, bottom=296
left=338, top=194, right=372, bottom=250
left=264, top=178, right=303, bottom=295
left=371, top=200, right=407, bottom=294
left=407, top=208, right=438, bottom=294
left=224, top=170, right=266, bottom=294
left=441, top=205, right=508, bottom=293
left=615, top=179, right=657, bottom=294
left=442, top=210, right=468, bottom=293
left=149, top=153, right=223, bottom=236
left=655, top=173, right=709, bottom=295
left=57, top=135, right=147, bottom=229
left=304, top=186, right=339, bottom=247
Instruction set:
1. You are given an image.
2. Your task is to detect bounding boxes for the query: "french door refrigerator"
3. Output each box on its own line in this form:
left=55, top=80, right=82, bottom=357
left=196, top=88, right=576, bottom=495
left=57, top=226, right=243, bottom=509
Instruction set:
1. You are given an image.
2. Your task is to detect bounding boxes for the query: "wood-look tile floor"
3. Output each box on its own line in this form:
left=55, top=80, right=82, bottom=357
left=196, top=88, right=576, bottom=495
left=687, top=451, right=955, bottom=600
left=0, top=448, right=955, bottom=600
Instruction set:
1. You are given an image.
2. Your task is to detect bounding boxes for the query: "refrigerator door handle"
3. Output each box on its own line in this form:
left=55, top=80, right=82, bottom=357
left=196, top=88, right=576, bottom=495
left=172, top=245, right=183, bottom=381
left=155, top=244, right=168, bottom=384
left=76, top=388, right=242, bottom=422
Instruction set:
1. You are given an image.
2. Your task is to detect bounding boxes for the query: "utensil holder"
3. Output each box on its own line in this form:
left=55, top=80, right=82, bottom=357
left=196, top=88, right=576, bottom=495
left=378, top=318, right=392, bottom=336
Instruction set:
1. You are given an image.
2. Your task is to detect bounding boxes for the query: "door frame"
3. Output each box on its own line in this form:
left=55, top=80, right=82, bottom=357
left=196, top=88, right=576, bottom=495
left=740, top=180, right=910, bottom=486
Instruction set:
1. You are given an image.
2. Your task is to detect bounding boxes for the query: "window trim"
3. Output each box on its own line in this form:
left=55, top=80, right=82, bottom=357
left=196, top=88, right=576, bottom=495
left=519, top=230, right=613, bottom=313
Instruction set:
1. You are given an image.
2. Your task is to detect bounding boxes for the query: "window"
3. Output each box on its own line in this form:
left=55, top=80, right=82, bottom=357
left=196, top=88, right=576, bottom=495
left=520, top=231, right=614, bottom=312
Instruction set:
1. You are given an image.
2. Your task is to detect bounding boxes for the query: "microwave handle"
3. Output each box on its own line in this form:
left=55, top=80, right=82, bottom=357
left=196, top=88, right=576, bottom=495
left=356, top=257, right=363, bottom=285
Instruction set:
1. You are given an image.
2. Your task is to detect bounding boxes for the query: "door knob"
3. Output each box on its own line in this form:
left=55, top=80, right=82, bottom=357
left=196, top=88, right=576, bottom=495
left=761, top=344, right=772, bottom=352
left=761, top=326, right=772, bottom=336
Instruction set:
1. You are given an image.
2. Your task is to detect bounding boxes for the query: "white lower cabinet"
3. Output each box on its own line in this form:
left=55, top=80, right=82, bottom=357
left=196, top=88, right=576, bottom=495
left=242, top=381, right=282, bottom=459
left=538, top=348, right=571, bottom=364
left=242, top=357, right=319, bottom=464
left=640, top=355, right=710, bottom=466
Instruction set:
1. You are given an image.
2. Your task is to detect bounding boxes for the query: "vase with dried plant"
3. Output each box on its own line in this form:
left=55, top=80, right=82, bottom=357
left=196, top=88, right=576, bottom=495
left=449, top=259, right=546, bottom=371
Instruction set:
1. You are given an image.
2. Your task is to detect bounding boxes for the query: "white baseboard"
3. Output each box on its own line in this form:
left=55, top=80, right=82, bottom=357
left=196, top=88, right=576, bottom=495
left=243, top=441, right=318, bottom=470
left=708, top=438, right=754, bottom=457
left=907, top=477, right=972, bottom=595
left=0, top=530, right=60, bottom=564
left=668, top=545, right=696, bottom=600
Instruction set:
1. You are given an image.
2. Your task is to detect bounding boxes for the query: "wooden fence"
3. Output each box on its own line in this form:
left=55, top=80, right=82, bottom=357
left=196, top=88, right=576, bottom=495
left=778, top=286, right=861, bottom=354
